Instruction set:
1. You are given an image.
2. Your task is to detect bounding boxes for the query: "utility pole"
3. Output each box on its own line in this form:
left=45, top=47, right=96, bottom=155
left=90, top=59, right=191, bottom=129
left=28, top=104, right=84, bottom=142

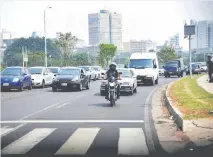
left=184, top=23, right=195, bottom=79
left=189, top=35, right=192, bottom=79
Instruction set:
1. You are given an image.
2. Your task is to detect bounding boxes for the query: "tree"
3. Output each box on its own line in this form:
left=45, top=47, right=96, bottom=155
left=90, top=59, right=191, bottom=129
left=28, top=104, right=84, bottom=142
left=4, top=37, right=60, bottom=66
left=72, top=53, right=89, bottom=66
left=98, top=44, right=117, bottom=67
left=157, top=46, right=179, bottom=64
left=55, top=32, right=78, bottom=66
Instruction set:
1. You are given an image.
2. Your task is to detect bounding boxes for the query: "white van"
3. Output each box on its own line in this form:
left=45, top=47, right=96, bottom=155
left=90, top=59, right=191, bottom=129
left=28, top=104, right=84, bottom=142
left=129, top=52, right=159, bottom=85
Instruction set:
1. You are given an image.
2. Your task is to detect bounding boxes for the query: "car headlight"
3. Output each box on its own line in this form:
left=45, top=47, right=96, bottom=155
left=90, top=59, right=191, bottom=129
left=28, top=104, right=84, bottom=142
left=72, top=77, right=79, bottom=81
left=13, top=78, right=20, bottom=82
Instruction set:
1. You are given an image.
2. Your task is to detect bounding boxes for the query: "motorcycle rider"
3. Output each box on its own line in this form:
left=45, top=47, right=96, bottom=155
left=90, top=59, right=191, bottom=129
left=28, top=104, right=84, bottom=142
left=104, top=62, right=121, bottom=99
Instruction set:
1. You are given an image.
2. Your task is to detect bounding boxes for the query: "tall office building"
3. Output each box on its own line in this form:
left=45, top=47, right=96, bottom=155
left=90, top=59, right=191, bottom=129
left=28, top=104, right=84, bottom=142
left=196, top=20, right=213, bottom=49
left=130, top=40, right=155, bottom=53
left=169, top=33, right=180, bottom=48
left=88, top=10, right=122, bottom=51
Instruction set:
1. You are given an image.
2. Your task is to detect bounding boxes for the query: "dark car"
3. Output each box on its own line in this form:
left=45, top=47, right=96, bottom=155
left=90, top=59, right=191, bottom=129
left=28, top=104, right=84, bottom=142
left=186, top=63, right=201, bottom=75
left=48, top=67, right=61, bottom=75
left=1, top=67, right=32, bottom=91
left=52, top=67, right=90, bottom=92
left=164, top=60, right=184, bottom=78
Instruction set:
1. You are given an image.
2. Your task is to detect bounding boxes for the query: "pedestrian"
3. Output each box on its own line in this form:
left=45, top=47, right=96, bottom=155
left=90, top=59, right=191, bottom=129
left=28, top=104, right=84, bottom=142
left=206, top=55, right=213, bottom=83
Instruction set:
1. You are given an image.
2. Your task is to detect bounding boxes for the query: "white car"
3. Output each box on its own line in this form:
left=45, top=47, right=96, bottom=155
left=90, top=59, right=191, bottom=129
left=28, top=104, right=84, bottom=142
left=79, top=66, right=97, bottom=81
left=91, top=66, right=102, bottom=80
left=159, top=65, right=164, bottom=75
left=28, top=67, right=54, bottom=88
left=100, top=68, right=137, bottom=96
left=129, top=52, right=159, bottom=85
left=118, top=68, right=137, bottom=95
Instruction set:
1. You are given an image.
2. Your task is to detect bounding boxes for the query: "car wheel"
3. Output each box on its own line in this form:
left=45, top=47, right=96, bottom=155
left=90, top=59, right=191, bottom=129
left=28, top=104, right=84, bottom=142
left=79, top=83, right=83, bottom=91
left=155, top=77, right=158, bottom=84
left=151, top=77, right=155, bottom=86
left=41, top=80, right=45, bottom=88
left=52, top=87, right=57, bottom=92
left=19, top=83, right=23, bottom=92
left=133, top=87, right=137, bottom=93
left=86, top=81, right=90, bottom=90
left=28, top=83, right=32, bottom=90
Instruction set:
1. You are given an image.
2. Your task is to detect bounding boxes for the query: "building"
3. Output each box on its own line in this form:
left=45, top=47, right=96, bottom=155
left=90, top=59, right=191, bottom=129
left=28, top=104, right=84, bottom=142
left=130, top=40, right=156, bottom=53
left=122, top=42, right=131, bottom=52
left=75, top=39, right=85, bottom=48
left=196, top=20, right=213, bottom=49
left=169, top=33, right=180, bottom=48
left=88, top=10, right=122, bottom=51
left=32, top=31, right=41, bottom=38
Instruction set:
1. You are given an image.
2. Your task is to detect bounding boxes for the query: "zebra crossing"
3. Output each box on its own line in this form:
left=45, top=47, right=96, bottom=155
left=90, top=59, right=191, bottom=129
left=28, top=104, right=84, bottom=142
left=1, top=126, right=150, bottom=156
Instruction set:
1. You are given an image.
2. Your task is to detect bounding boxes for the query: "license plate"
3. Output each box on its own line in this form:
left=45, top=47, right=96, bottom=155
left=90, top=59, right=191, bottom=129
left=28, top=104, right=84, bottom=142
left=3, top=83, right=9, bottom=86
left=169, top=72, right=172, bottom=74
left=137, top=80, right=141, bottom=82
left=61, top=83, right=67, bottom=86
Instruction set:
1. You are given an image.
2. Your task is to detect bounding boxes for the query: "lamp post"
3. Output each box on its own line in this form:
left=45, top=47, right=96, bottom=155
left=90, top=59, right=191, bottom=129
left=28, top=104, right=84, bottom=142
left=44, top=6, right=52, bottom=67
left=184, top=24, right=195, bottom=79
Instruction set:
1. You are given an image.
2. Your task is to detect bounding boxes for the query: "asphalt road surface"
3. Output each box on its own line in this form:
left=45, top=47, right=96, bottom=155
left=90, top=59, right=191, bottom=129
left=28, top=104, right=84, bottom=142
left=2, top=76, right=209, bottom=157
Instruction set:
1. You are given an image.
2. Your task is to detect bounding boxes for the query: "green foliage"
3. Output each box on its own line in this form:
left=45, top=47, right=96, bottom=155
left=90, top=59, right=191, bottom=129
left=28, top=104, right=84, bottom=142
left=55, top=32, right=78, bottom=66
left=72, top=53, right=89, bottom=66
left=4, top=37, right=60, bottom=66
left=98, top=44, right=117, bottom=67
left=157, top=46, right=179, bottom=64
left=28, top=52, right=45, bottom=66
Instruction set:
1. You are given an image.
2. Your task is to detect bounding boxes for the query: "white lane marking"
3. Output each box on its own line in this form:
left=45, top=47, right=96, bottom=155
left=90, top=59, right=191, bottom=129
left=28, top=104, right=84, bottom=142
left=1, top=124, right=25, bottom=137
left=19, top=103, right=61, bottom=120
left=1, top=128, right=13, bottom=136
left=55, top=128, right=100, bottom=155
left=55, top=102, right=70, bottom=108
left=0, top=120, right=144, bottom=124
left=118, top=128, right=149, bottom=155
left=1, top=128, right=56, bottom=154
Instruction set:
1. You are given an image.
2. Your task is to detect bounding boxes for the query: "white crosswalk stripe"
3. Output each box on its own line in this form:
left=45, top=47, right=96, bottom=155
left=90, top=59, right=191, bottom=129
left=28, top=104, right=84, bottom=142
left=1, top=128, right=56, bottom=154
left=1, top=127, right=150, bottom=155
left=55, top=128, right=100, bottom=155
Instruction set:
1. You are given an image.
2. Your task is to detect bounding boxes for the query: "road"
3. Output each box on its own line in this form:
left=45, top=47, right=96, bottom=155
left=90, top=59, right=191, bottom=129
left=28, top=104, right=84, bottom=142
left=1, top=76, right=197, bottom=157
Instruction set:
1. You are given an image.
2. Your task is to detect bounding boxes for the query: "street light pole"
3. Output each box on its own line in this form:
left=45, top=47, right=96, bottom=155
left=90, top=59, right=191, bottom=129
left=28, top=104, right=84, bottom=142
left=189, top=35, right=192, bottom=79
left=44, top=6, right=52, bottom=67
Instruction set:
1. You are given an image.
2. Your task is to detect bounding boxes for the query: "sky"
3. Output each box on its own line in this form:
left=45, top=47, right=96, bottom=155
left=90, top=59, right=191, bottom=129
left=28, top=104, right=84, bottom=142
left=1, top=0, right=213, bottom=50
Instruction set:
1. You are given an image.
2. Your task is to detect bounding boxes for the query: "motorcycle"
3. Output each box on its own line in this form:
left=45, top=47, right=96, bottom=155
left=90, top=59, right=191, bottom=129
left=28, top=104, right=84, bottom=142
left=107, top=76, right=118, bottom=107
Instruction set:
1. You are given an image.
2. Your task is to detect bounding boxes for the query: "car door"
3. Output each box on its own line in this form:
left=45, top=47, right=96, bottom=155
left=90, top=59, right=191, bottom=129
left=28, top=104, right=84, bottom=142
left=47, top=68, right=54, bottom=84
left=21, top=68, right=28, bottom=87
left=43, top=68, right=49, bottom=85
left=24, top=68, right=31, bottom=87
left=80, top=69, right=86, bottom=86
left=130, top=70, right=137, bottom=88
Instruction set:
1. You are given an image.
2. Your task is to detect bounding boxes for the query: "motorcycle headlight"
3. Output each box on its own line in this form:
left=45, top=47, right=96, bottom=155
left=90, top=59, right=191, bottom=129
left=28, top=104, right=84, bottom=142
left=109, top=82, right=115, bottom=86
left=13, top=78, right=20, bottom=82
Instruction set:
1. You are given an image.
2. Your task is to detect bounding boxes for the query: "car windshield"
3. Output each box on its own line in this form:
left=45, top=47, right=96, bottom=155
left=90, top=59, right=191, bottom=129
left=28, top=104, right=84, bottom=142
left=1, top=68, right=21, bottom=76
left=79, top=66, right=89, bottom=71
left=28, top=68, right=43, bottom=74
left=165, top=62, right=178, bottom=67
left=118, top=70, right=132, bottom=77
left=129, top=59, right=153, bottom=69
left=191, top=64, right=197, bottom=69
left=49, top=68, right=59, bottom=73
left=58, top=69, right=80, bottom=75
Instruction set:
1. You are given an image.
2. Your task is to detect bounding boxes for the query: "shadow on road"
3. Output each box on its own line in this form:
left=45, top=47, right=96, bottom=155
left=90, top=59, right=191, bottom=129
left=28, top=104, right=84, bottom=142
left=88, top=103, right=112, bottom=107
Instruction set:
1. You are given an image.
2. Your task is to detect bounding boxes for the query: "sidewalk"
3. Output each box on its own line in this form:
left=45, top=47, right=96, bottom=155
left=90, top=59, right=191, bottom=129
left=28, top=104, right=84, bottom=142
left=197, top=75, right=213, bottom=94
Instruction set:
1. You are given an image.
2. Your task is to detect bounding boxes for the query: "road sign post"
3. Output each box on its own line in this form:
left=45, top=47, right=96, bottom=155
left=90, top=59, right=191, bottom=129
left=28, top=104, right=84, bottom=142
left=184, top=24, right=195, bottom=79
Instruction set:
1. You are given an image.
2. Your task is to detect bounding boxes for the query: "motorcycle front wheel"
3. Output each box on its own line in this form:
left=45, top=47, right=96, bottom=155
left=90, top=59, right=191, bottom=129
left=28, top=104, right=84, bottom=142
left=110, top=92, right=115, bottom=107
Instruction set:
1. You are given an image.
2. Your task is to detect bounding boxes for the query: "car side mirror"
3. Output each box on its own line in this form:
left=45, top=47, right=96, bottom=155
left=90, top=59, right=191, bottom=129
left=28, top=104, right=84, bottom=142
left=54, top=74, right=57, bottom=77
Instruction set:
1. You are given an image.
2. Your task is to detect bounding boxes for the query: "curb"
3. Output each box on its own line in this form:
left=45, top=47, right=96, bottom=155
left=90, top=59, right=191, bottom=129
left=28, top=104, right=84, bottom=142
left=165, top=80, right=185, bottom=131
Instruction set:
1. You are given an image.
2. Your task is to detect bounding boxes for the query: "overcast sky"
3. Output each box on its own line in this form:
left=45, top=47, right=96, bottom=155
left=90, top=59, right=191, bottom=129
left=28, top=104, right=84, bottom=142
left=1, top=0, right=213, bottom=50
